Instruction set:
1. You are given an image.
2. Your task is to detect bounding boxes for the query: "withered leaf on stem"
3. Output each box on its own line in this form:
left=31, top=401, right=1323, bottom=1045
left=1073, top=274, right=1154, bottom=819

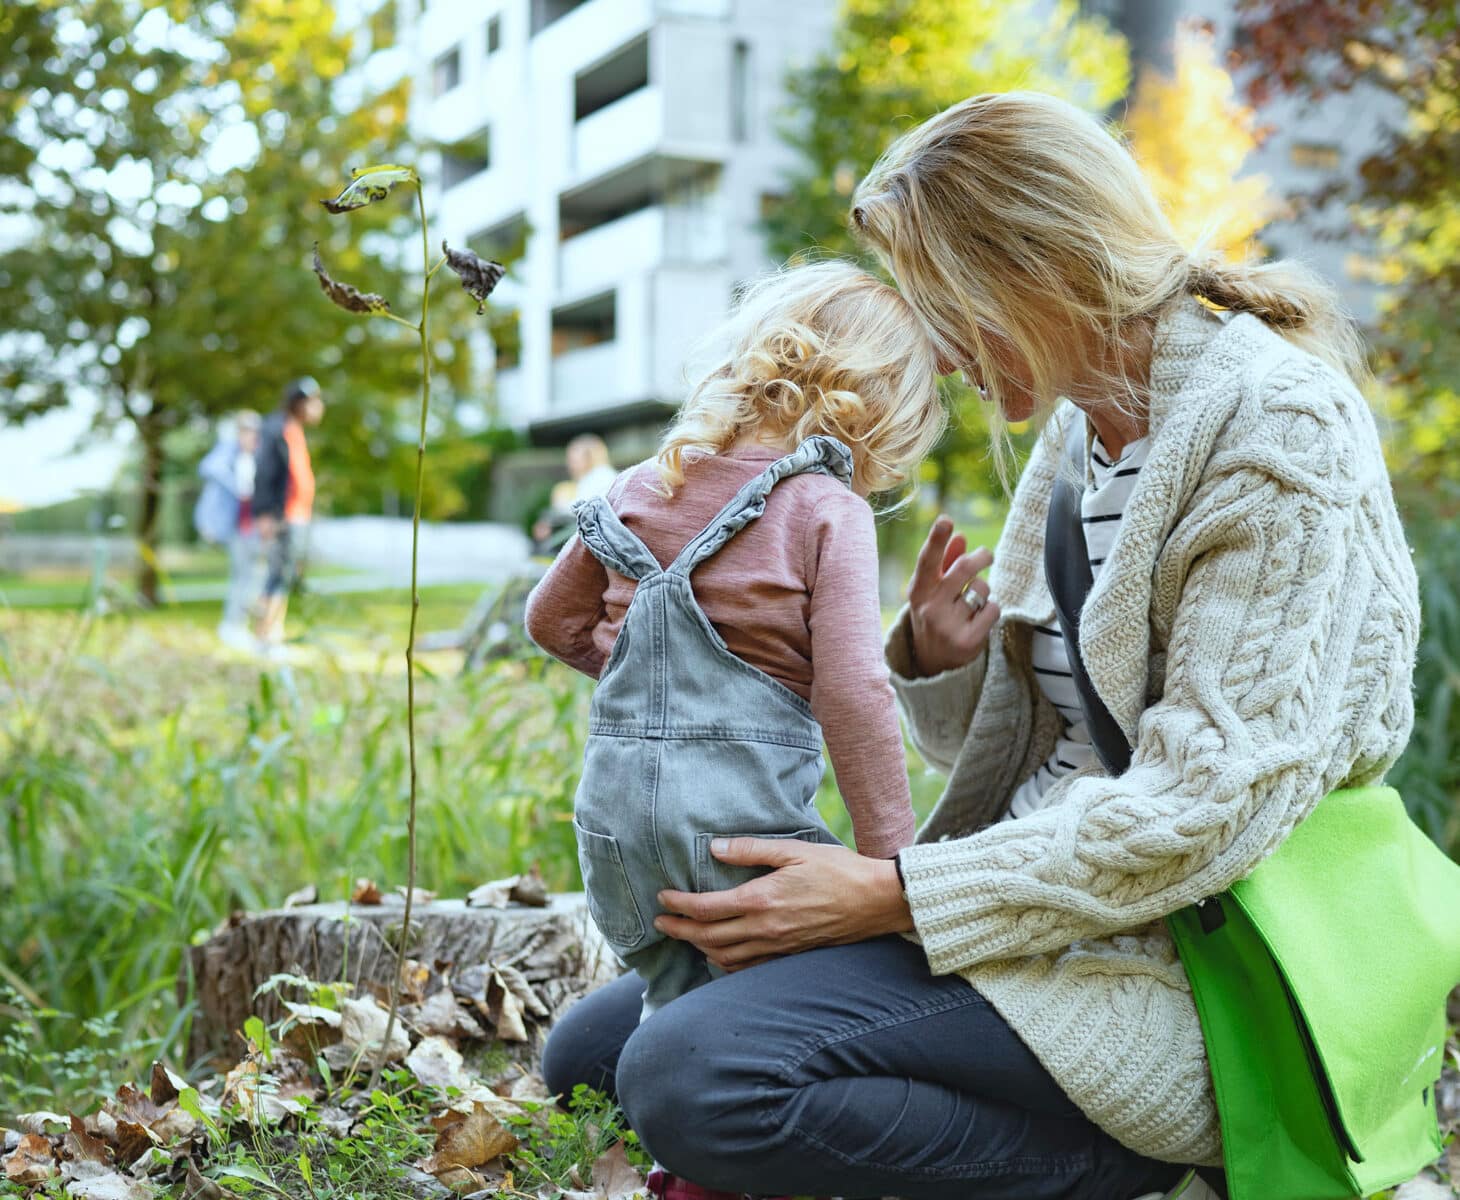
left=441, top=242, right=505, bottom=314
left=313, top=245, right=392, bottom=315
left=320, top=163, right=418, bottom=213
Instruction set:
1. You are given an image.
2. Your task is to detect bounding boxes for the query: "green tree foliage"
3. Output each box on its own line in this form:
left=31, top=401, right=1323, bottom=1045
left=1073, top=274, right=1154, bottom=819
left=1231, top=1, right=1460, bottom=492
left=0, top=1, right=508, bottom=600
left=762, top=0, right=1130, bottom=506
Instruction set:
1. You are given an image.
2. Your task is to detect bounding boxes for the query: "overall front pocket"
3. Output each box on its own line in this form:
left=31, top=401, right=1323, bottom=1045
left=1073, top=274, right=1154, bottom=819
left=573, top=819, right=647, bottom=951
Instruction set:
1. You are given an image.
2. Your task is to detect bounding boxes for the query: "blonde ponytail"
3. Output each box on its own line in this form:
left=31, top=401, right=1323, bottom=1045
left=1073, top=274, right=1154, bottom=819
left=1187, top=254, right=1368, bottom=382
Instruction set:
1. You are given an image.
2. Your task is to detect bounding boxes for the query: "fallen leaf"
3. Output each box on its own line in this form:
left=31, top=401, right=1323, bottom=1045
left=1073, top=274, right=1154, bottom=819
left=393, top=886, right=437, bottom=906
left=220, top=1056, right=315, bottom=1125
left=351, top=878, right=383, bottom=904
left=418, top=1099, right=518, bottom=1178
left=413, top=987, right=481, bottom=1040
left=110, top=1121, right=156, bottom=1166
left=183, top=1157, right=223, bottom=1200
left=510, top=865, right=550, bottom=907
left=434, top=1086, right=521, bottom=1129
left=486, top=972, right=528, bottom=1043
left=283, top=884, right=318, bottom=908
left=467, top=878, right=514, bottom=909
left=63, top=1165, right=153, bottom=1199
left=406, top=1036, right=472, bottom=1096
left=16, top=1111, right=67, bottom=1134
left=148, top=1062, right=190, bottom=1108
left=441, top=242, right=505, bottom=314
left=82, top=1111, right=118, bottom=1142
left=315, top=1106, right=354, bottom=1139
left=589, top=1140, right=645, bottom=1199
left=338, top=996, right=411, bottom=1061
left=496, top=965, right=548, bottom=1019
left=4, top=1132, right=57, bottom=1185
left=64, top=1115, right=111, bottom=1165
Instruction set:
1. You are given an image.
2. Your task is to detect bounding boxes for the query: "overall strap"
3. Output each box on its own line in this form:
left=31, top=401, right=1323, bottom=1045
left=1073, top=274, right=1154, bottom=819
left=666, top=435, right=854, bottom=578
left=573, top=495, right=662, bottom=581
left=1044, top=411, right=1133, bottom=777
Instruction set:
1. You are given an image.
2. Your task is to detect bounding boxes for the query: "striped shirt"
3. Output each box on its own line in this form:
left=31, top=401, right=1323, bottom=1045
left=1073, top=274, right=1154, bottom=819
left=1004, top=430, right=1150, bottom=821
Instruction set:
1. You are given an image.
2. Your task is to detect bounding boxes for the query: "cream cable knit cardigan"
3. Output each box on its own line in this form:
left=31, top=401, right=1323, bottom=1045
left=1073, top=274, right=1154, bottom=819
left=886, top=297, right=1421, bottom=1166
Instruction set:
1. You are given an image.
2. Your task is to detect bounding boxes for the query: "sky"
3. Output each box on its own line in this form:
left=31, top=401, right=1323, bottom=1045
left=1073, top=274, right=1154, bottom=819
left=0, top=405, right=129, bottom=508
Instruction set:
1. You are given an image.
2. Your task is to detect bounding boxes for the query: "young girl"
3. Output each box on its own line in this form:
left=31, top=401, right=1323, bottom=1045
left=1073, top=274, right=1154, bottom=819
left=524, top=260, right=945, bottom=1017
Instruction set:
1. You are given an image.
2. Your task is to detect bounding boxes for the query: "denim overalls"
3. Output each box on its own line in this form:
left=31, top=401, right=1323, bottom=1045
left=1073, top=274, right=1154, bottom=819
left=570, top=436, right=851, bottom=1017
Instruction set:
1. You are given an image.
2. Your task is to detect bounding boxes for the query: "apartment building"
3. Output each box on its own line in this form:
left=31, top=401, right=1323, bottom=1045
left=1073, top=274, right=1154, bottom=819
left=373, top=0, right=834, bottom=445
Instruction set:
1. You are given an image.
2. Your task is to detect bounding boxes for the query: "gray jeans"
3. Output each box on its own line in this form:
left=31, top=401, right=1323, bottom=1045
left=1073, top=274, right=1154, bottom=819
left=542, top=936, right=1202, bottom=1200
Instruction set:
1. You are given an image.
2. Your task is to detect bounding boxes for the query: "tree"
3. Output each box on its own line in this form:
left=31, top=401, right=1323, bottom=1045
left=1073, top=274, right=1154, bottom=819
left=1123, top=25, right=1277, bottom=259
left=762, top=0, right=1130, bottom=509
left=1229, top=1, right=1460, bottom=491
left=0, top=1, right=505, bottom=601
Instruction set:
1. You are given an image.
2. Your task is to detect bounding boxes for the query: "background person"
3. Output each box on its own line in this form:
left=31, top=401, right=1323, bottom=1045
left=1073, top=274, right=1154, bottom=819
left=194, top=411, right=262, bottom=650
left=531, top=433, right=617, bottom=553
left=252, top=377, right=324, bottom=652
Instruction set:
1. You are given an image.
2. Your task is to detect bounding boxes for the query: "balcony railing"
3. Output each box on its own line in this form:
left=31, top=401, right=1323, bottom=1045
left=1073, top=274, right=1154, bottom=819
left=551, top=342, right=626, bottom=412
left=571, top=86, right=661, bottom=180
left=559, top=207, right=665, bottom=299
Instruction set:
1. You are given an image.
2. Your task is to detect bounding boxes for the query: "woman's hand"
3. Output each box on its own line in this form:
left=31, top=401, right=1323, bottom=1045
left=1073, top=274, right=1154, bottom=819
left=653, top=838, right=914, bottom=972
left=906, top=516, right=1000, bottom=677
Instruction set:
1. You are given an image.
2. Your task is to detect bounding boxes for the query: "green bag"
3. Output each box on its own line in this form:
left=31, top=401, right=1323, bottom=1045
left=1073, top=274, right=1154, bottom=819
left=1166, top=786, right=1460, bottom=1200
left=1045, top=416, right=1460, bottom=1199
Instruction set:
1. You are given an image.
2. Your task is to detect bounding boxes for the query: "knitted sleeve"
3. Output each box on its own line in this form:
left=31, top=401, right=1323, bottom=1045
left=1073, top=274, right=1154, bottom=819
left=882, top=605, right=988, bottom=775
left=897, top=463, right=1414, bottom=974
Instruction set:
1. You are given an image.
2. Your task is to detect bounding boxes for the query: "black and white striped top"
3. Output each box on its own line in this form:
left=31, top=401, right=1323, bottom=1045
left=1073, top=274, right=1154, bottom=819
left=1004, top=430, right=1151, bottom=821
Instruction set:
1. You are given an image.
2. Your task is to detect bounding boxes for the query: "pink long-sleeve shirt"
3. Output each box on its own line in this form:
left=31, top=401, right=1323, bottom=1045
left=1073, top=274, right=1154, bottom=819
left=524, top=445, right=915, bottom=859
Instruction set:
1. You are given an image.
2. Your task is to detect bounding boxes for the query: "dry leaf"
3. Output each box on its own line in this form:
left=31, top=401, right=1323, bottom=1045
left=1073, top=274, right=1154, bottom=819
left=441, top=242, right=505, bottom=314
left=435, top=1086, right=522, bottom=1129
left=419, top=1099, right=518, bottom=1177
left=283, top=884, right=318, bottom=908
left=497, top=966, right=548, bottom=1019
left=393, top=885, right=437, bottom=906
left=4, top=1132, right=57, bottom=1184
left=406, top=1036, right=472, bottom=1096
left=109, top=1121, right=154, bottom=1166
left=83, top=1110, right=118, bottom=1142
left=413, top=987, right=481, bottom=1040
left=64, top=1166, right=154, bottom=1199
left=339, top=995, right=411, bottom=1059
left=183, top=1156, right=224, bottom=1200
left=510, top=865, right=550, bottom=907
left=16, top=1111, right=67, bottom=1134
left=351, top=877, right=383, bottom=904
left=486, top=972, right=528, bottom=1043
left=64, top=1115, right=111, bottom=1165
left=312, top=244, right=392, bottom=315
left=588, top=1140, right=645, bottom=1199
left=220, top=1056, right=315, bottom=1125
left=148, top=1062, right=190, bottom=1108
left=466, top=878, right=513, bottom=909
left=315, top=1106, right=354, bottom=1139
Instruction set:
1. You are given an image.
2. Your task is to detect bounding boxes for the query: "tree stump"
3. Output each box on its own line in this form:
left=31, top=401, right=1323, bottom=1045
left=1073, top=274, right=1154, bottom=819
left=178, top=894, right=620, bottom=1071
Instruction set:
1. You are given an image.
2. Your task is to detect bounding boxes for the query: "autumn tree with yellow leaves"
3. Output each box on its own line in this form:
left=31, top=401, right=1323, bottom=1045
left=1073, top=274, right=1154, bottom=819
left=1123, top=25, right=1278, bottom=259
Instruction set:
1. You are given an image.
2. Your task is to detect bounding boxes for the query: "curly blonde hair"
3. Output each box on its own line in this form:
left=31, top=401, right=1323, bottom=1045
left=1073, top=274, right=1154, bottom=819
left=657, top=261, right=946, bottom=498
left=850, top=91, right=1366, bottom=487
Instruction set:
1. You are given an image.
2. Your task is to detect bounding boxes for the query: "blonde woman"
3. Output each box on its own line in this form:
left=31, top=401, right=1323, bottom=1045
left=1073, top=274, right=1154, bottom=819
left=526, top=262, right=944, bottom=1016
left=539, top=93, right=1420, bottom=1200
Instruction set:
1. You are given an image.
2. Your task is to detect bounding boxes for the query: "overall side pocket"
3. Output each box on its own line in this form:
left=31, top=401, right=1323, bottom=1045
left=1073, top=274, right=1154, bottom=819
left=574, top=819, right=648, bottom=951
left=693, top=827, right=841, bottom=895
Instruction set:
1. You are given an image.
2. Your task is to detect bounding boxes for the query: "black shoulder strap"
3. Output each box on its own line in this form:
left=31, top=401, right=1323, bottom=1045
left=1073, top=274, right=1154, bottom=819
left=1043, top=415, right=1133, bottom=777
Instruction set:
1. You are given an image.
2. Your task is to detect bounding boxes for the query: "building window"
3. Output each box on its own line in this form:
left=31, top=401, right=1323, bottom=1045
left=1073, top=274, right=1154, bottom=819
left=486, top=14, right=501, bottom=54
left=1290, top=142, right=1341, bottom=171
left=531, top=0, right=589, bottom=35
left=575, top=36, right=649, bottom=121
left=731, top=40, right=751, bottom=142
left=552, top=292, right=616, bottom=354
left=441, top=128, right=490, bottom=190
left=432, top=47, right=461, bottom=96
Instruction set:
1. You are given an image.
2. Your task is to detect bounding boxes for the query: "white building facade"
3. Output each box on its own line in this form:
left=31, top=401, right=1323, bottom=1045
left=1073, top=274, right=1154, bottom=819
left=395, top=0, right=835, bottom=443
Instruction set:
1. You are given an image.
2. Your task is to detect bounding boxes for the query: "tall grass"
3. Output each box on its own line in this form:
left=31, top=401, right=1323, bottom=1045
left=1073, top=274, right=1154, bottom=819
left=0, top=605, right=592, bottom=1109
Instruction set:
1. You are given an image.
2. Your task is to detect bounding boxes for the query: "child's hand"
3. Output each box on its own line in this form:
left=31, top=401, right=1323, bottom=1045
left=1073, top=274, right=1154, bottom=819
left=906, top=516, right=1000, bottom=677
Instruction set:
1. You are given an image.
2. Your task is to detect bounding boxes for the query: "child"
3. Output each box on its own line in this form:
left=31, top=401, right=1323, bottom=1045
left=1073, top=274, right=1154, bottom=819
left=524, top=261, right=945, bottom=1018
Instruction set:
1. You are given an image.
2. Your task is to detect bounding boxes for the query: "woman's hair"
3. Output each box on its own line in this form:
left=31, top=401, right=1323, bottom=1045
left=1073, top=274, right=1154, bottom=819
left=657, top=260, right=946, bottom=499
left=849, top=91, right=1366, bottom=484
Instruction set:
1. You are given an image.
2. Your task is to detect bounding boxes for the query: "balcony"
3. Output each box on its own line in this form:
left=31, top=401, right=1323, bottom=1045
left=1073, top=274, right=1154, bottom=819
left=551, top=342, right=632, bottom=414
left=559, top=206, right=664, bottom=299
left=571, top=86, right=662, bottom=181
left=493, top=366, right=528, bottom=422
